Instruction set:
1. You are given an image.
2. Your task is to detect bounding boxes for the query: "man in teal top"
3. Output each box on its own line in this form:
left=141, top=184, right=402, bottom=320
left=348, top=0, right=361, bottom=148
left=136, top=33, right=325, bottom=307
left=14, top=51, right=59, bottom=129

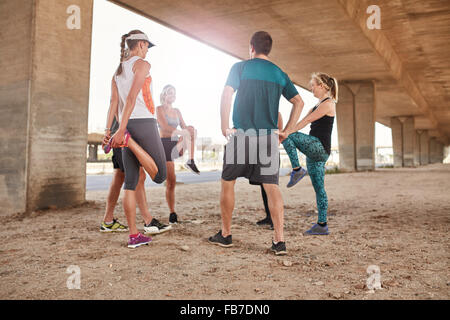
left=226, top=55, right=299, bottom=133
left=208, top=31, right=305, bottom=255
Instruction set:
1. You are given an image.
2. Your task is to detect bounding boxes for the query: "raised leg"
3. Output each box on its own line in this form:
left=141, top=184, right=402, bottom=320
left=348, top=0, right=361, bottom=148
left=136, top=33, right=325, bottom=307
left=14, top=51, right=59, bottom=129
left=127, top=137, right=158, bottom=180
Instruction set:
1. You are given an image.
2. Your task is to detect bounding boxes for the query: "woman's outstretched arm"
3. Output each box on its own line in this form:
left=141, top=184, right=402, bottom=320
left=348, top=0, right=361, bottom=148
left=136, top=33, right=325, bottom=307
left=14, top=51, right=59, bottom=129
left=291, top=100, right=334, bottom=133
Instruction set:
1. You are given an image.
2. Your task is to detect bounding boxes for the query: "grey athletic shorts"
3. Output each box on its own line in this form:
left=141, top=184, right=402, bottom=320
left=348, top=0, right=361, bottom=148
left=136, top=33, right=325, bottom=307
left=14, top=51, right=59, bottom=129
left=161, top=137, right=183, bottom=162
left=112, top=148, right=124, bottom=172
left=122, top=118, right=167, bottom=190
left=221, top=132, right=280, bottom=185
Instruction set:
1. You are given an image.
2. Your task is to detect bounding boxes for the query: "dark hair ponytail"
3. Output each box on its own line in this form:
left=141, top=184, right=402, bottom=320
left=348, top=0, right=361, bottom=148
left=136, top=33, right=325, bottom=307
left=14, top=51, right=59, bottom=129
left=115, top=30, right=146, bottom=76
left=115, top=33, right=129, bottom=76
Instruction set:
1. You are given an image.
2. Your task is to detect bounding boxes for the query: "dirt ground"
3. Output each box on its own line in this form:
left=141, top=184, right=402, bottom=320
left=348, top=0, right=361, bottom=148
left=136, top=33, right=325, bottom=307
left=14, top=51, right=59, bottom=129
left=1, top=164, right=449, bottom=300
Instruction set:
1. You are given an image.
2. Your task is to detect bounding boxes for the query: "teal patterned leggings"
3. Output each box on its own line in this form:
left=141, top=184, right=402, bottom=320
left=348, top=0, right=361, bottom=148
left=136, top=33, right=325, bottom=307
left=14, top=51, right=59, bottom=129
left=282, top=132, right=329, bottom=223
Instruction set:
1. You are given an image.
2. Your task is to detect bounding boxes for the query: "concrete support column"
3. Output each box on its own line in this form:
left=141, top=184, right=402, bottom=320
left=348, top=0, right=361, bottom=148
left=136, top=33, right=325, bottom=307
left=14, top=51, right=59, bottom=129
left=402, top=117, right=415, bottom=167
left=0, top=0, right=33, bottom=214
left=391, top=116, right=416, bottom=167
left=429, top=138, right=438, bottom=164
left=88, top=145, right=98, bottom=162
left=336, top=81, right=376, bottom=171
left=437, top=142, right=444, bottom=163
left=0, top=0, right=93, bottom=215
left=336, top=83, right=355, bottom=171
left=391, top=117, right=403, bottom=168
left=414, top=131, right=421, bottom=166
left=419, top=130, right=430, bottom=165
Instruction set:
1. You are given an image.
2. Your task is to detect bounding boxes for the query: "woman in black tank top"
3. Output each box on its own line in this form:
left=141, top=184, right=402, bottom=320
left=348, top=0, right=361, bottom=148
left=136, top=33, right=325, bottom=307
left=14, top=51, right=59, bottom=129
left=279, top=72, right=338, bottom=236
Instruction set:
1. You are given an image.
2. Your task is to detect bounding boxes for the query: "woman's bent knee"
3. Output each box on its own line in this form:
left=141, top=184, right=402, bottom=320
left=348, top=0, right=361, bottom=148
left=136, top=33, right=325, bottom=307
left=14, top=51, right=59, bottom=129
left=153, top=168, right=167, bottom=184
left=124, top=181, right=138, bottom=191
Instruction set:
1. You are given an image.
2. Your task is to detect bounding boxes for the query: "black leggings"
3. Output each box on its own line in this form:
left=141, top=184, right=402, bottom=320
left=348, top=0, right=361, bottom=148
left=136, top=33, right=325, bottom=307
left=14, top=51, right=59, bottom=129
left=122, top=118, right=167, bottom=190
left=260, top=185, right=271, bottom=220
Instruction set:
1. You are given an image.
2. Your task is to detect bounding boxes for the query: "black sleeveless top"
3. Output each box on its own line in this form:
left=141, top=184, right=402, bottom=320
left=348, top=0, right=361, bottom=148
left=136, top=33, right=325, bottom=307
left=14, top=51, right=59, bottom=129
left=309, top=97, right=335, bottom=155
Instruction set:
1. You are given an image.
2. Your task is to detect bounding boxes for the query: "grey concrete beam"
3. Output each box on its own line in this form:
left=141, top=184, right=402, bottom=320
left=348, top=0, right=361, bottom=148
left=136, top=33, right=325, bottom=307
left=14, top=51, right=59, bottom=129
left=337, top=0, right=448, bottom=145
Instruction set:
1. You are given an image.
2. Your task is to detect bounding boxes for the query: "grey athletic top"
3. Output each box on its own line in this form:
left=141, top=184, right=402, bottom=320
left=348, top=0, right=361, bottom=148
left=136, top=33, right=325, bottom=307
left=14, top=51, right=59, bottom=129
left=165, top=114, right=180, bottom=128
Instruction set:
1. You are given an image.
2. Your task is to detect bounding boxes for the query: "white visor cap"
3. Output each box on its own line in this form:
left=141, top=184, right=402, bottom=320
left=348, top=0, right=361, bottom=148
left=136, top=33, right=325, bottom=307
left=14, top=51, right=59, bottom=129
left=125, top=33, right=155, bottom=48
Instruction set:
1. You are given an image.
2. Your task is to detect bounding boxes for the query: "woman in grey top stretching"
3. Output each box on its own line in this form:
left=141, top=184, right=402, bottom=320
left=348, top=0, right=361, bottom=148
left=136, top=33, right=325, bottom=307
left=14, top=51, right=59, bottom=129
left=157, top=84, right=200, bottom=224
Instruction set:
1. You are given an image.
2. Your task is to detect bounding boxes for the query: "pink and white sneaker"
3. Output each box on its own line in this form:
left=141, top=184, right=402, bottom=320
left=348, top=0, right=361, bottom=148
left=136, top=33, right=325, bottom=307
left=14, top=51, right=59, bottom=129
left=104, top=130, right=132, bottom=154
left=127, top=233, right=152, bottom=249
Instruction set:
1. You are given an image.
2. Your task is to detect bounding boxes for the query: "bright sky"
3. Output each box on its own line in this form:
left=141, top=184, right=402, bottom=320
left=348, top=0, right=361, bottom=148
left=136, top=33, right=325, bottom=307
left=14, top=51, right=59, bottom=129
left=88, top=0, right=392, bottom=147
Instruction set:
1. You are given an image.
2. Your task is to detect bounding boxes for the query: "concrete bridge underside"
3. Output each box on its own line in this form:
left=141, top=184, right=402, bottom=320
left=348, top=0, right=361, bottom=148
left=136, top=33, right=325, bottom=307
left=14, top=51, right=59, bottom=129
left=0, top=0, right=449, bottom=215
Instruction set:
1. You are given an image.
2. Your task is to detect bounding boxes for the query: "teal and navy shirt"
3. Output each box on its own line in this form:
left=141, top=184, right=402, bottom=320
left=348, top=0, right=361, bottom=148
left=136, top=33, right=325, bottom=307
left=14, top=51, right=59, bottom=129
left=225, top=58, right=298, bottom=133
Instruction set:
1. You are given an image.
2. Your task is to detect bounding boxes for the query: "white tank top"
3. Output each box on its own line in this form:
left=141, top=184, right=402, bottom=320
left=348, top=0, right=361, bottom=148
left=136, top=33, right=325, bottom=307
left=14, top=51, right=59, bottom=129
left=114, top=55, right=155, bottom=121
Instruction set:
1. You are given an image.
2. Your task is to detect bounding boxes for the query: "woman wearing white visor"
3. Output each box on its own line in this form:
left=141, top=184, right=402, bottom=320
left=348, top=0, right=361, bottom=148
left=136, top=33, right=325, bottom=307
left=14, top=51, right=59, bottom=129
left=105, top=30, right=169, bottom=248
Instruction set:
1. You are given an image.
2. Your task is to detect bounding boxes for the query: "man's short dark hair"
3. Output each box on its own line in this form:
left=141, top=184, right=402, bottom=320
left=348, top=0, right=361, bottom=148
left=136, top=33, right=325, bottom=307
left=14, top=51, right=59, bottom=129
left=250, top=31, right=272, bottom=56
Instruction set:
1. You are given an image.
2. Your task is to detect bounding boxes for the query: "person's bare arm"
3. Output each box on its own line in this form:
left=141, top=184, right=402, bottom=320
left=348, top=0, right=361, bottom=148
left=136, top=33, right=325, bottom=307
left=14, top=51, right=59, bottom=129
left=277, top=112, right=283, bottom=131
left=291, top=100, right=334, bottom=133
left=220, top=85, right=236, bottom=137
left=103, top=77, right=120, bottom=146
left=277, top=112, right=284, bottom=145
left=106, top=78, right=119, bottom=129
left=282, top=94, right=304, bottom=135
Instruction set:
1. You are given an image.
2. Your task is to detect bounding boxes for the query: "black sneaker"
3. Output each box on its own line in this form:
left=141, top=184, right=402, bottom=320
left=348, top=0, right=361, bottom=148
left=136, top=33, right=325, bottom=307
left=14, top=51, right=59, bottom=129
left=208, top=230, right=233, bottom=248
left=271, top=241, right=287, bottom=255
left=144, top=218, right=172, bottom=235
left=169, top=212, right=178, bottom=224
left=185, top=160, right=200, bottom=175
left=256, top=217, right=273, bottom=227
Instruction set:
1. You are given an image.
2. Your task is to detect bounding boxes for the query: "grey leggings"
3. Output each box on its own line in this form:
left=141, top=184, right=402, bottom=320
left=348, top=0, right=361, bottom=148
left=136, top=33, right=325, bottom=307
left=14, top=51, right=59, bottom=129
left=122, top=118, right=167, bottom=190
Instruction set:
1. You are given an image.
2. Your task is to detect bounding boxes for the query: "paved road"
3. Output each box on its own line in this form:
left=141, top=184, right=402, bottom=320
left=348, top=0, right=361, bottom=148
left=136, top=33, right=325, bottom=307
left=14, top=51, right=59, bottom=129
left=86, top=168, right=291, bottom=191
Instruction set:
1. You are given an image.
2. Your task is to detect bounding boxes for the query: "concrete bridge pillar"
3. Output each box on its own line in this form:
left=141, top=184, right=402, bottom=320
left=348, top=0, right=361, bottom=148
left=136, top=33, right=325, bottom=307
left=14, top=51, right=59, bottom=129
left=391, top=117, right=403, bottom=168
left=402, top=117, right=416, bottom=167
left=391, top=116, right=416, bottom=167
left=437, top=142, right=444, bottom=163
left=0, top=0, right=93, bottom=215
left=336, top=81, right=375, bottom=171
left=418, top=130, right=430, bottom=165
left=88, top=145, right=99, bottom=162
left=414, top=131, right=421, bottom=166
left=429, top=138, right=439, bottom=164
left=429, top=137, right=444, bottom=163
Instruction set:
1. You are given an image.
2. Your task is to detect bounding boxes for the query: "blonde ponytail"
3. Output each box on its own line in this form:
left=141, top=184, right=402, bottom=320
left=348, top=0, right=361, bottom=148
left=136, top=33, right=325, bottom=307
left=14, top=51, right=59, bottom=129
left=330, top=77, right=338, bottom=103
left=311, top=72, right=339, bottom=103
